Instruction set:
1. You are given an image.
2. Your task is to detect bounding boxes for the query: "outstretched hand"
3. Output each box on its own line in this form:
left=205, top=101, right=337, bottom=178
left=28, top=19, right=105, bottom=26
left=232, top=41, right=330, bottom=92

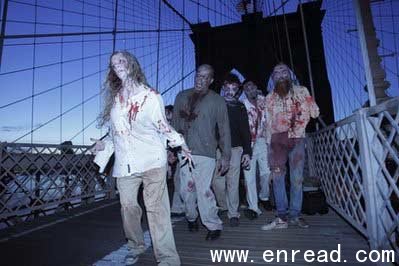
left=180, top=144, right=195, bottom=172
left=90, top=138, right=105, bottom=155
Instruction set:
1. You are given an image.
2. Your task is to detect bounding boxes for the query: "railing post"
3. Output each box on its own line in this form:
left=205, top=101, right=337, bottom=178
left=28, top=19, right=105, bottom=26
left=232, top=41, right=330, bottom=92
left=356, top=108, right=386, bottom=250
left=356, top=108, right=378, bottom=249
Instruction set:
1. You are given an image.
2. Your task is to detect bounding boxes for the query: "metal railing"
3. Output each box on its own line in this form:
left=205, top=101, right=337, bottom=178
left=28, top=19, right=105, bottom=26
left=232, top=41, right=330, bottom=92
left=308, top=97, right=399, bottom=253
left=0, top=143, right=115, bottom=228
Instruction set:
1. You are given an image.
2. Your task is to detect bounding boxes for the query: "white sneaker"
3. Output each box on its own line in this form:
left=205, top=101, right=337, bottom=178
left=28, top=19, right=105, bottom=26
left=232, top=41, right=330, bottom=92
left=261, top=217, right=288, bottom=231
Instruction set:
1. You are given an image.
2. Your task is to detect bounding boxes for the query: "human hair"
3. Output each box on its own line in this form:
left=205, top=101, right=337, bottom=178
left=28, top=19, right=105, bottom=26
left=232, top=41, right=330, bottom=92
left=242, top=79, right=257, bottom=89
left=223, top=73, right=241, bottom=85
left=275, top=61, right=288, bottom=68
left=197, top=64, right=214, bottom=79
left=98, top=51, right=148, bottom=127
left=165, top=105, right=174, bottom=112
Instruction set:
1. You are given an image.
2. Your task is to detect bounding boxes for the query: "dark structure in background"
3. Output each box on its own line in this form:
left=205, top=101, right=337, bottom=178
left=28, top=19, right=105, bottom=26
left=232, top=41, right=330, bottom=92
left=190, top=1, right=334, bottom=126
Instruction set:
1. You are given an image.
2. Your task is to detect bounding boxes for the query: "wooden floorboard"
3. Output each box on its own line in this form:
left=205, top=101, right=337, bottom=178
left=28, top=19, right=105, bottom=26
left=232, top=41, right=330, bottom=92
left=138, top=209, right=372, bottom=265
left=0, top=201, right=373, bottom=265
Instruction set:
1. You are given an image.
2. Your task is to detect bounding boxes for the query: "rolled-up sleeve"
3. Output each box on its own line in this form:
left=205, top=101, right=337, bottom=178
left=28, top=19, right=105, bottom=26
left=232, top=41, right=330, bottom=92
left=93, top=130, right=115, bottom=173
left=302, top=86, right=320, bottom=118
left=216, top=97, right=231, bottom=161
left=152, top=94, right=186, bottom=148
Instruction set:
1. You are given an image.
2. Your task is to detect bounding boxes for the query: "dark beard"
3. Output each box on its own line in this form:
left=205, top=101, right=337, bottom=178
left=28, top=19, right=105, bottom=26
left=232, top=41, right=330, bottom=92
left=275, top=79, right=292, bottom=98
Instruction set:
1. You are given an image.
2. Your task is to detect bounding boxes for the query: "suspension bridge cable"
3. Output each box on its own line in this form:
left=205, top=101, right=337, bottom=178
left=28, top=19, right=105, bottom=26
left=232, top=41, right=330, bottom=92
left=161, top=69, right=195, bottom=95
left=30, top=0, right=38, bottom=143
left=272, top=0, right=283, bottom=61
left=12, top=89, right=105, bottom=143
left=281, top=0, right=294, bottom=70
left=299, top=0, right=315, bottom=99
left=0, top=36, right=182, bottom=110
left=390, top=0, right=399, bottom=91
left=60, top=0, right=64, bottom=143
left=266, top=0, right=279, bottom=62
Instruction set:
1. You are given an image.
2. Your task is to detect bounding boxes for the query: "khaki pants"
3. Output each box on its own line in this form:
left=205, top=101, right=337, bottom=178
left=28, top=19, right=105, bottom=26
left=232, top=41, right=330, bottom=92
left=243, top=138, right=271, bottom=214
left=179, top=155, right=223, bottom=231
left=117, top=166, right=180, bottom=266
left=212, top=147, right=243, bottom=218
left=170, top=166, right=184, bottom=214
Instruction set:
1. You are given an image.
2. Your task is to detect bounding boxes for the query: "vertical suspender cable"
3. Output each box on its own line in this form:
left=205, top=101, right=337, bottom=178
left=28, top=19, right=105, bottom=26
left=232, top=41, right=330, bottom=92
left=181, top=0, right=185, bottom=91
left=81, top=0, right=85, bottom=144
left=299, top=0, right=315, bottom=99
left=30, top=0, right=38, bottom=143
left=282, top=0, right=294, bottom=71
left=0, top=0, right=9, bottom=71
left=60, top=0, right=64, bottom=142
left=390, top=0, right=399, bottom=91
left=112, top=0, right=118, bottom=52
left=156, top=0, right=161, bottom=91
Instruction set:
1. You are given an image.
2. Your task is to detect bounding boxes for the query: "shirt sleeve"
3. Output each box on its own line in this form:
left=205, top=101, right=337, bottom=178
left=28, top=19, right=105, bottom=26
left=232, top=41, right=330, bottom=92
left=302, top=86, right=320, bottom=118
left=171, top=92, right=183, bottom=134
left=239, top=104, right=252, bottom=157
left=93, top=129, right=115, bottom=173
left=151, top=93, right=186, bottom=148
left=216, top=96, right=232, bottom=161
left=264, top=95, right=273, bottom=144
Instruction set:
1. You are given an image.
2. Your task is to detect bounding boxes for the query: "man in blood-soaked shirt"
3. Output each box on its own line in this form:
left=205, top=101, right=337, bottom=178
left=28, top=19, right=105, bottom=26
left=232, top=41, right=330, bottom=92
left=242, top=80, right=272, bottom=220
left=261, top=63, right=319, bottom=231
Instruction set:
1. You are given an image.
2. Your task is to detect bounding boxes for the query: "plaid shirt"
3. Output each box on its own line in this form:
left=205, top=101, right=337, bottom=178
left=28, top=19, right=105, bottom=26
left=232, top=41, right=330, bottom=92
left=265, top=85, right=319, bottom=143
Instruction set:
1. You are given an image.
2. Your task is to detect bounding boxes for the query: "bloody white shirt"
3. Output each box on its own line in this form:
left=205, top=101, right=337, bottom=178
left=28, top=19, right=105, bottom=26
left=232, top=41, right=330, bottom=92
left=94, top=85, right=185, bottom=177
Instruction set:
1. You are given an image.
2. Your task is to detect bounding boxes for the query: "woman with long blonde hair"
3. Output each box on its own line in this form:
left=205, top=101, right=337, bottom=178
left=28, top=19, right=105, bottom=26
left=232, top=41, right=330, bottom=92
left=91, top=51, right=192, bottom=265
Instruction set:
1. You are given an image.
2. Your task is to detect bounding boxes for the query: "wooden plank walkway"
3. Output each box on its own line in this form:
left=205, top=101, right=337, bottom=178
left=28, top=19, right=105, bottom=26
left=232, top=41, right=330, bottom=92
left=0, top=200, right=372, bottom=265
left=139, top=209, right=371, bottom=265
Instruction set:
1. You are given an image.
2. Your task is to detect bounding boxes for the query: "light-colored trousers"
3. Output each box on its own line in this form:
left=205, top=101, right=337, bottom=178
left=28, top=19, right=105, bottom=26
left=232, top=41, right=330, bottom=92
left=117, top=166, right=180, bottom=266
left=212, top=147, right=243, bottom=218
left=170, top=166, right=185, bottom=214
left=179, top=155, right=223, bottom=231
left=243, top=137, right=271, bottom=214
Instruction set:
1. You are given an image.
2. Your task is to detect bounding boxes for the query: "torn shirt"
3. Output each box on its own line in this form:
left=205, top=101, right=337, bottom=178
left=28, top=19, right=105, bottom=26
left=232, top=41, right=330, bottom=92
left=265, top=85, right=320, bottom=144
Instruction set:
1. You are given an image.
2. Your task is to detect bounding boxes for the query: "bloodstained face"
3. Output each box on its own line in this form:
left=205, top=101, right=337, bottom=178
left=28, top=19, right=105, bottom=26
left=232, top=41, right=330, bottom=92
left=243, top=81, right=258, bottom=101
left=222, top=82, right=240, bottom=101
left=272, top=64, right=292, bottom=97
left=111, top=53, right=130, bottom=81
left=194, top=65, right=214, bottom=93
left=272, top=64, right=291, bottom=84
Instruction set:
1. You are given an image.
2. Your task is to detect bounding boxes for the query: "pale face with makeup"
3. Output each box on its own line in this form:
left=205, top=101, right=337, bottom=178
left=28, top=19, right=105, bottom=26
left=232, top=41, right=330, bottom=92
left=194, top=65, right=214, bottom=93
left=111, top=53, right=130, bottom=82
left=272, top=64, right=291, bottom=84
left=243, top=81, right=258, bottom=101
left=222, top=82, right=240, bottom=102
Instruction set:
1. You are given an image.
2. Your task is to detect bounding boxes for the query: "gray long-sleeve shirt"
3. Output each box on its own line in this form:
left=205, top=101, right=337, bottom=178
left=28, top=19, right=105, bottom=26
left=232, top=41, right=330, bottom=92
left=172, top=88, right=231, bottom=160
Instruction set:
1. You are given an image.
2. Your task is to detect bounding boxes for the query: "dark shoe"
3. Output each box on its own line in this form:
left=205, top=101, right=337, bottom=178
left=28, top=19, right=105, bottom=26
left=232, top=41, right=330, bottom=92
left=217, top=209, right=228, bottom=216
left=171, top=212, right=185, bottom=218
left=229, top=217, right=239, bottom=227
left=244, top=209, right=258, bottom=220
left=261, top=200, right=273, bottom=211
left=289, top=217, right=309, bottom=228
left=187, top=219, right=199, bottom=232
left=206, top=229, right=221, bottom=240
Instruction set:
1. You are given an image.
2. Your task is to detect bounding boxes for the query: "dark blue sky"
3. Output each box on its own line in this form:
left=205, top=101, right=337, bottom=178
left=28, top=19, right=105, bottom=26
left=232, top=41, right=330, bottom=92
left=0, top=0, right=397, bottom=144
